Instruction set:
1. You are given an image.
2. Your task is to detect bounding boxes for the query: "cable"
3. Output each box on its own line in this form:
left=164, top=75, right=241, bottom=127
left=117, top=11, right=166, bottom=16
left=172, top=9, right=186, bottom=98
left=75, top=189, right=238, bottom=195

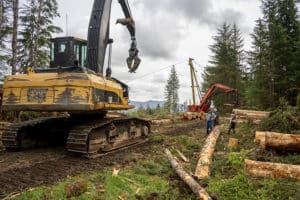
left=127, top=60, right=187, bottom=83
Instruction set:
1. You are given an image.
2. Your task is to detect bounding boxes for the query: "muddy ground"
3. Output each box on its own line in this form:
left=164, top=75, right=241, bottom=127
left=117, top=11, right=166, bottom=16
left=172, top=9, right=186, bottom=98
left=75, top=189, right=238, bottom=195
left=0, top=120, right=203, bottom=198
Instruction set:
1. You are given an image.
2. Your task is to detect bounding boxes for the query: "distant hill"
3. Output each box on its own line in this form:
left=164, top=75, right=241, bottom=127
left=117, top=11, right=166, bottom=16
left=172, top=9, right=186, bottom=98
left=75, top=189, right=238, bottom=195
left=129, top=100, right=165, bottom=110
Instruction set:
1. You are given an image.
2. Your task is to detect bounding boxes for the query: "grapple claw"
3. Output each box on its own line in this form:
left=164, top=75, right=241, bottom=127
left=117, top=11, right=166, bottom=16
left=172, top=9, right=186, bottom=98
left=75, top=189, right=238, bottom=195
left=127, top=56, right=141, bottom=73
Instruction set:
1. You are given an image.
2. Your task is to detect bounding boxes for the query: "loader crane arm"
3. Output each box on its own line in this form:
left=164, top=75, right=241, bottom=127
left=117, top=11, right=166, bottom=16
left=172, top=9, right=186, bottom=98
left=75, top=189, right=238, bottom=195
left=198, top=83, right=238, bottom=112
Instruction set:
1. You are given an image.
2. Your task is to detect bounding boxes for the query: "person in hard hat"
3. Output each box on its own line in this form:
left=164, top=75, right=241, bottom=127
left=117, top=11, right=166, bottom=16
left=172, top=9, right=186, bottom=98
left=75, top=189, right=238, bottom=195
left=228, top=111, right=236, bottom=134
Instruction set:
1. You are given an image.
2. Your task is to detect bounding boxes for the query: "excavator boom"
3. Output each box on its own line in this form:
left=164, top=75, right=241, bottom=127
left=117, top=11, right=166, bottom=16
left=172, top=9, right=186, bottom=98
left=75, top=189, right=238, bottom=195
left=87, top=0, right=140, bottom=74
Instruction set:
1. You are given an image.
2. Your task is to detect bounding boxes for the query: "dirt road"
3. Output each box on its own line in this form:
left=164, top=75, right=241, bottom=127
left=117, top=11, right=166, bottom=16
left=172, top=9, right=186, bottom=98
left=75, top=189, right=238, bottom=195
left=0, top=120, right=203, bottom=198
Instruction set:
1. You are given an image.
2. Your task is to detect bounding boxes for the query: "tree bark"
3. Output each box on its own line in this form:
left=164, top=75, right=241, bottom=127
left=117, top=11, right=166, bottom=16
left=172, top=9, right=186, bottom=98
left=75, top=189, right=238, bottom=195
left=11, top=0, right=19, bottom=75
left=255, top=131, right=300, bottom=152
left=194, top=126, right=221, bottom=179
left=245, top=159, right=300, bottom=180
left=164, top=148, right=212, bottom=200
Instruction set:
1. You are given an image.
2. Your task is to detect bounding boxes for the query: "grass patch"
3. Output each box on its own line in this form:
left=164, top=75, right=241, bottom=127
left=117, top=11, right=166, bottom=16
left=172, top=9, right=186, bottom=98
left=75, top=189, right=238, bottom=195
left=12, top=159, right=187, bottom=200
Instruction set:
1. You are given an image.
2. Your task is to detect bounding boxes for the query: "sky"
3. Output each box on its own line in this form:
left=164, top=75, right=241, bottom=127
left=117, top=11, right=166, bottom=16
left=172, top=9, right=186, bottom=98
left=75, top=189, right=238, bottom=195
left=53, top=0, right=263, bottom=103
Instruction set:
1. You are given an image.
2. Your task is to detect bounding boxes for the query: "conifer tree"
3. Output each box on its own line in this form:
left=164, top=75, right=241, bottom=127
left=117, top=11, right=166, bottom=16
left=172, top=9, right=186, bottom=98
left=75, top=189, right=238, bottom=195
left=0, top=0, right=11, bottom=62
left=203, top=23, right=244, bottom=109
left=263, top=0, right=299, bottom=106
left=18, top=0, right=61, bottom=71
left=164, top=66, right=180, bottom=113
left=247, top=19, right=272, bottom=108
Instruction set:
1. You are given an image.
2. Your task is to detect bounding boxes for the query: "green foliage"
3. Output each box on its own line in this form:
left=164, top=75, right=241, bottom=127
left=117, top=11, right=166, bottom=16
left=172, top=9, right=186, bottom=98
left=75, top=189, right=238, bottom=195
left=227, top=150, right=247, bottom=170
left=208, top=172, right=300, bottom=200
left=164, top=66, right=180, bottom=114
left=260, top=98, right=299, bottom=133
left=128, top=104, right=168, bottom=118
left=18, top=0, right=62, bottom=71
left=247, top=0, right=300, bottom=109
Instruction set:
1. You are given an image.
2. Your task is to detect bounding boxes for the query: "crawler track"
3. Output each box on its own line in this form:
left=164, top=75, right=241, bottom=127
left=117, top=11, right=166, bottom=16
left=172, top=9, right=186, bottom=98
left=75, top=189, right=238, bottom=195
left=67, top=117, right=150, bottom=158
left=1, top=117, right=72, bottom=149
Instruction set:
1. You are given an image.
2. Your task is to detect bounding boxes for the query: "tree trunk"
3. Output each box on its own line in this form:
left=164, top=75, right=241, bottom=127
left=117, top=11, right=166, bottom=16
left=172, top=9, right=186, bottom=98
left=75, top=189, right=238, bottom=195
left=255, top=131, right=300, bottom=152
left=194, top=126, right=221, bottom=179
left=245, top=159, right=300, bottom=180
left=11, top=0, right=19, bottom=75
left=164, top=148, right=212, bottom=200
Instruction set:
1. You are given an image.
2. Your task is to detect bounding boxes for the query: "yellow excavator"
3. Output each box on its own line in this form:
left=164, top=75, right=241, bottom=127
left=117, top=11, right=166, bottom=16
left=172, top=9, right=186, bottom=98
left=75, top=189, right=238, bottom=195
left=1, top=0, right=150, bottom=158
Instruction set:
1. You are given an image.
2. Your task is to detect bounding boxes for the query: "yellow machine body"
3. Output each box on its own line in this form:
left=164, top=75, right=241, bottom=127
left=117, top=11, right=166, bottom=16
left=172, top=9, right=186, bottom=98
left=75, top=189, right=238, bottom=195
left=1, top=69, right=133, bottom=114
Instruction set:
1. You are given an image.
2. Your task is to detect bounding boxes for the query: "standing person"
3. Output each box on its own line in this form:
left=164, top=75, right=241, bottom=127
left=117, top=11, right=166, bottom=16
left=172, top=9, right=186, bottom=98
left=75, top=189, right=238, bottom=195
left=228, top=111, right=236, bottom=134
left=206, top=110, right=213, bottom=135
left=214, top=108, right=219, bottom=125
left=211, top=109, right=217, bottom=128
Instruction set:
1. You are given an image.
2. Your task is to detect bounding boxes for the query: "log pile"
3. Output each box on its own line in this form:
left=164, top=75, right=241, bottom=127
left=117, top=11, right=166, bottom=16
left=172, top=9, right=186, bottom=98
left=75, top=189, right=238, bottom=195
left=245, top=159, right=300, bottom=180
left=180, top=112, right=205, bottom=121
left=164, top=149, right=212, bottom=200
left=255, top=131, right=300, bottom=152
left=151, top=119, right=173, bottom=125
left=233, top=109, right=270, bottom=123
left=194, top=126, right=221, bottom=179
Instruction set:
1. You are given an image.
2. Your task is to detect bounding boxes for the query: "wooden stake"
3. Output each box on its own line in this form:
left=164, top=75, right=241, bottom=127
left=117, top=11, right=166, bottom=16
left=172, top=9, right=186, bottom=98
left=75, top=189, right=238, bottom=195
left=228, top=138, right=238, bottom=148
left=164, top=148, right=212, bottom=200
left=194, top=126, right=221, bottom=179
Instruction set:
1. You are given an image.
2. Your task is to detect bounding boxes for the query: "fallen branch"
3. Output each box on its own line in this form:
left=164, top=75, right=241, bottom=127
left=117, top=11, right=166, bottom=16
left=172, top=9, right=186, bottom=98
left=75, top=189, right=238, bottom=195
left=175, top=149, right=189, bottom=162
left=245, top=159, right=300, bottom=180
left=194, top=126, right=221, bottom=179
left=255, top=131, right=300, bottom=152
left=164, top=148, right=212, bottom=200
left=287, top=115, right=300, bottom=127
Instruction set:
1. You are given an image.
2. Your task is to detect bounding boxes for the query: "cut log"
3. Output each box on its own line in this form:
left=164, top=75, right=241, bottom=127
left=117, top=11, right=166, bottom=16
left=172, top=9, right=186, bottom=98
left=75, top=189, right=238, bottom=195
left=175, top=149, right=189, bottom=162
left=164, top=148, right=212, bottom=200
left=245, top=159, right=300, bottom=180
left=151, top=119, right=172, bottom=125
left=255, top=131, right=300, bottom=152
left=194, top=126, right=221, bottom=179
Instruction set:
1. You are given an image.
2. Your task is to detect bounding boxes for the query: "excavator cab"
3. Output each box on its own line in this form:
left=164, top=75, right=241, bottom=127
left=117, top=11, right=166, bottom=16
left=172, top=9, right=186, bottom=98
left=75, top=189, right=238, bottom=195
left=50, top=37, right=87, bottom=68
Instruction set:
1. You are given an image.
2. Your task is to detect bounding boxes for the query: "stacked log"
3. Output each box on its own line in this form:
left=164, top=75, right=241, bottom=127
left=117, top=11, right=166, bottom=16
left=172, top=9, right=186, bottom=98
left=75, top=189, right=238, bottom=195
left=233, top=109, right=270, bottom=123
left=194, top=126, right=221, bottom=179
left=181, top=112, right=206, bottom=121
left=165, top=149, right=212, bottom=200
left=255, top=131, right=300, bottom=152
left=245, top=159, right=300, bottom=180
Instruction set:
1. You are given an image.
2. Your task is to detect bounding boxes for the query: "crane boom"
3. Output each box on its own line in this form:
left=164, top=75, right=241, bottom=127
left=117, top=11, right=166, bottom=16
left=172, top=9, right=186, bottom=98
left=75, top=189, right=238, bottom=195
left=86, top=0, right=140, bottom=74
